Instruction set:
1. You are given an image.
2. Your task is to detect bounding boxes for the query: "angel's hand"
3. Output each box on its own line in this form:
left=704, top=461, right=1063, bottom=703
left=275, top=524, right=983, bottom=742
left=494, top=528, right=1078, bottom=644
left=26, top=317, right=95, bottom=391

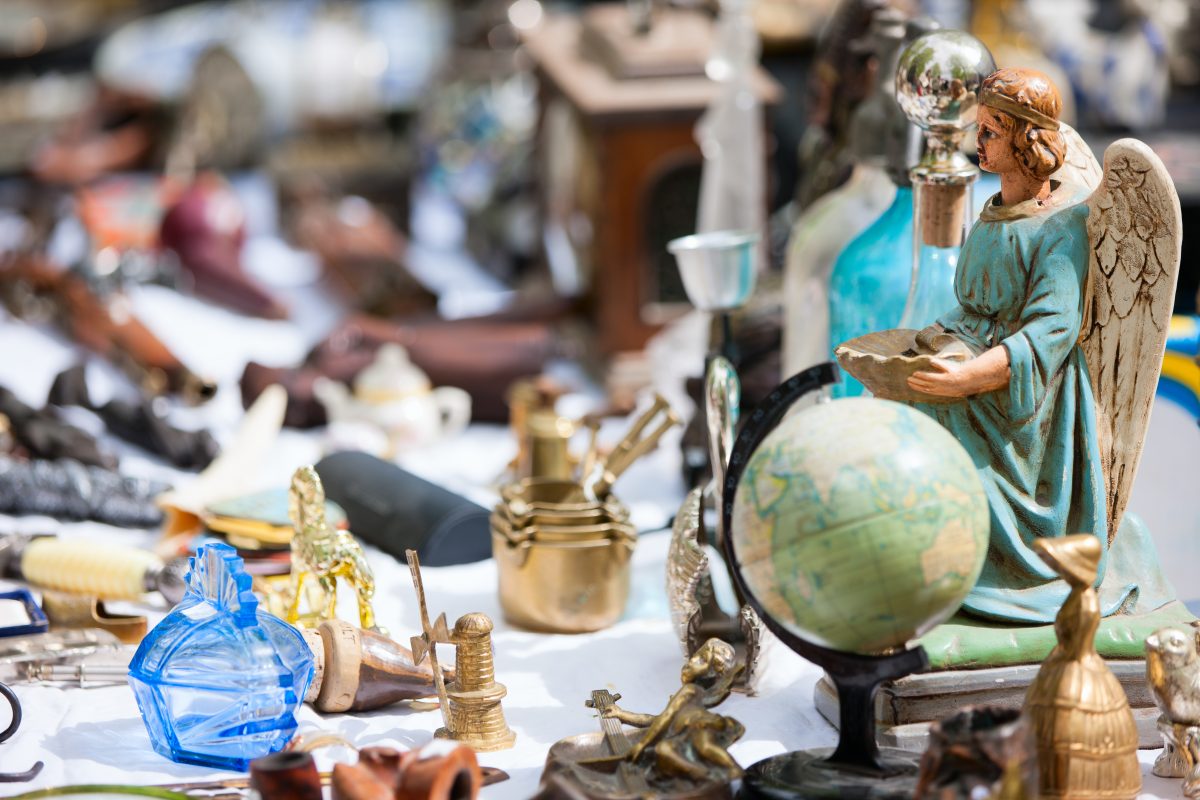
left=906, top=359, right=979, bottom=398
left=908, top=345, right=1011, bottom=398
left=601, top=706, right=622, bottom=719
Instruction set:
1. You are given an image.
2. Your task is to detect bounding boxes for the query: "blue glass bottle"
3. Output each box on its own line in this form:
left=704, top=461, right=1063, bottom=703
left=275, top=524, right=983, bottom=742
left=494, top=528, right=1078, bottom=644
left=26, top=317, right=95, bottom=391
left=128, top=543, right=314, bottom=771
left=828, top=185, right=914, bottom=396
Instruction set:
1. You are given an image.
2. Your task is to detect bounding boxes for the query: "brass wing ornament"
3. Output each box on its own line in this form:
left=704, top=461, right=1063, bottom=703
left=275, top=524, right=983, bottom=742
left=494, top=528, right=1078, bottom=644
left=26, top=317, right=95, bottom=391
left=666, top=358, right=770, bottom=693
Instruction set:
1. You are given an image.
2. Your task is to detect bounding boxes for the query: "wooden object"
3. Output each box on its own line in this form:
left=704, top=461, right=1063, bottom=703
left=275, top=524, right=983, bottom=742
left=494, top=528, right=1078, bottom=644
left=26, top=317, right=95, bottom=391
left=919, top=182, right=970, bottom=248
left=0, top=257, right=215, bottom=401
left=914, top=706, right=1036, bottom=800
left=813, top=658, right=1164, bottom=751
left=520, top=14, right=780, bottom=355
left=331, top=745, right=484, bottom=800
left=1023, top=535, right=1141, bottom=799
left=249, top=751, right=323, bottom=800
left=579, top=5, right=712, bottom=80
left=299, top=619, right=447, bottom=713
left=287, top=466, right=377, bottom=631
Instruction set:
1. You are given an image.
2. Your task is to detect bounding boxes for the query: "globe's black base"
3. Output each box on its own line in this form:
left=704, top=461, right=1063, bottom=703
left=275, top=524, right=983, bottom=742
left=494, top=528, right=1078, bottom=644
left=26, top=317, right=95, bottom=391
left=738, top=747, right=920, bottom=800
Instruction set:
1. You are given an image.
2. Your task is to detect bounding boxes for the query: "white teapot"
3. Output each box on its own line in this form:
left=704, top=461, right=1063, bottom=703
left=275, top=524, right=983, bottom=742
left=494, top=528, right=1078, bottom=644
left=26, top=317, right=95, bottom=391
left=315, top=345, right=471, bottom=455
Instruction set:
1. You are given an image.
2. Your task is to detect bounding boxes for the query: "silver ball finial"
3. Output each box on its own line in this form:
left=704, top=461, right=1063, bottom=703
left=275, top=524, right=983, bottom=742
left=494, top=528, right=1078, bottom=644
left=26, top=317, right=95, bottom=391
left=895, top=30, right=996, bottom=134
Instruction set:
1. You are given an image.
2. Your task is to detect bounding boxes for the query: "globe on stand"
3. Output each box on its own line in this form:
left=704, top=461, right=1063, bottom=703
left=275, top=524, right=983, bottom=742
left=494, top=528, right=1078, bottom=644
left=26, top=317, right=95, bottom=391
left=720, top=365, right=989, bottom=799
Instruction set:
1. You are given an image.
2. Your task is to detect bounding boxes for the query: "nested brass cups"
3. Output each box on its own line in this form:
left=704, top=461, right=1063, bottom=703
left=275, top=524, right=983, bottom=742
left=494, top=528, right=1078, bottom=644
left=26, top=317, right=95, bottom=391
left=492, top=478, right=636, bottom=633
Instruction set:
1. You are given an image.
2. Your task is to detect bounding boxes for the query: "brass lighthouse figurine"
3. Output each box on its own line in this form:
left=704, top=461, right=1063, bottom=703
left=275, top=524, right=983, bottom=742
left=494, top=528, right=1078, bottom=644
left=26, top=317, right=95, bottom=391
left=407, top=550, right=517, bottom=752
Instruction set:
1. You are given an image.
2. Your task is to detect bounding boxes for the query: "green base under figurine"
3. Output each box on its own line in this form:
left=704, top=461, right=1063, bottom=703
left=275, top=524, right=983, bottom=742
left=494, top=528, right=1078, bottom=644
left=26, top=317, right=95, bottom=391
left=918, top=600, right=1197, bottom=670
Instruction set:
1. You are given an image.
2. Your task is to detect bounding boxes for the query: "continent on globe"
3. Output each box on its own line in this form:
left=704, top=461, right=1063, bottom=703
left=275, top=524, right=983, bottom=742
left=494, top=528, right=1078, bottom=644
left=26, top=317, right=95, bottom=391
left=730, top=397, right=989, bottom=654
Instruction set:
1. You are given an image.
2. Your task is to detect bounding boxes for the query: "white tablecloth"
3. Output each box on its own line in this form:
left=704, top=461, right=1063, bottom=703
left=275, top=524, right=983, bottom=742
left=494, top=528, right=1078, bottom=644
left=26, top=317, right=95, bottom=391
left=0, top=262, right=1195, bottom=797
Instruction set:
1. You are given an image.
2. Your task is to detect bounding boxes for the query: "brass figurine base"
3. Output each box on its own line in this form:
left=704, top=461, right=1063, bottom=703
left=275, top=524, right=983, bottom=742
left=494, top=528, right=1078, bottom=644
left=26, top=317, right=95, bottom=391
left=540, top=732, right=731, bottom=800
left=739, top=748, right=919, bottom=800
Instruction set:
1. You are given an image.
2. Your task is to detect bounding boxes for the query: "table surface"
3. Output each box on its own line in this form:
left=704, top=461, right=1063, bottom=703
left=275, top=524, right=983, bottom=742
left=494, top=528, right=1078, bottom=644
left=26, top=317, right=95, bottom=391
left=0, top=211, right=1196, bottom=798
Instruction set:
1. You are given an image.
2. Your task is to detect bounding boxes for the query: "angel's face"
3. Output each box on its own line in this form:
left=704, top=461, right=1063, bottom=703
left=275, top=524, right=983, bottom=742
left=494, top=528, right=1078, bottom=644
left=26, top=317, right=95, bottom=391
left=976, top=107, right=1016, bottom=175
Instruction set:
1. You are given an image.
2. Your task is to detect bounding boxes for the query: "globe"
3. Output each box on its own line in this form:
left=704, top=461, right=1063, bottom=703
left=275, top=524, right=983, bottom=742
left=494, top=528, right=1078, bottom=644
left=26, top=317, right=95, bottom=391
left=730, top=397, right=989, bottom=654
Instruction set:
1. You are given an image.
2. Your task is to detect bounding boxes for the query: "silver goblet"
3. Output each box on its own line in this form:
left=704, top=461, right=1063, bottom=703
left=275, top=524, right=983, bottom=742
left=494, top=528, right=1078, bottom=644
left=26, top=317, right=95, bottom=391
left=667, top=230, right=758, bottom=363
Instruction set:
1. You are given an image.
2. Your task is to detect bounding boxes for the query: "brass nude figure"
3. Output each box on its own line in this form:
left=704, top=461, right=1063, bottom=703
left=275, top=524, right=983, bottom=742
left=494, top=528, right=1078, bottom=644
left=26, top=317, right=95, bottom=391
left=602, top=638, right=745, bottom=783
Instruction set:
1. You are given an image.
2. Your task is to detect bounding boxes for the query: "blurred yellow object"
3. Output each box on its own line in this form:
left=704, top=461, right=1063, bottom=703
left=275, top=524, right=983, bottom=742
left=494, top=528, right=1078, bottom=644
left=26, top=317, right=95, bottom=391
left=205, top=515, right=293, bottom=547
left=22, top=537, right=158, bottom=600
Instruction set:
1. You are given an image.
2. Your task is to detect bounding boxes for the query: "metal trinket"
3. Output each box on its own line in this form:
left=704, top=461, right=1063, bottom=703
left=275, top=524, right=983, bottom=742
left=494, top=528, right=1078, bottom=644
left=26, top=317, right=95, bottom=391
left=287, top=465, right=378, bottom=631
left=408, top=550, right=516, bottom=752
left=1023, top=535, right=1141, bottom=800
left=539, top=638, right=744, bottom=800
left=493, top=396, right=679, bottom=633
left=1146, top=623, right=1200, bottom=796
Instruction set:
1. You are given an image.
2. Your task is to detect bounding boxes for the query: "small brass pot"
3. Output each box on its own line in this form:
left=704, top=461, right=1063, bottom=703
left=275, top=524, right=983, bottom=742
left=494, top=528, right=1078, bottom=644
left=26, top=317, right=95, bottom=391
left=492, top=522, right=636, bottom=634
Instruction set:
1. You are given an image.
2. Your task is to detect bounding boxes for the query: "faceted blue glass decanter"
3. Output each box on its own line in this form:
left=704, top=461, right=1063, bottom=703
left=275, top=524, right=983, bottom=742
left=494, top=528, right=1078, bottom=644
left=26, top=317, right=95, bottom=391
left=827, top=185, right=915, bottom=396
left=128, top=542, right=314, bottom=770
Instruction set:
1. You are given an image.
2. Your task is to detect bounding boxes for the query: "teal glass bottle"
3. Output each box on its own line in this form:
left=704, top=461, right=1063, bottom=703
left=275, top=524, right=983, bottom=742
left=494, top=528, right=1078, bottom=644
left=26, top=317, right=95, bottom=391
left=828, top=184, right=914, bottom=396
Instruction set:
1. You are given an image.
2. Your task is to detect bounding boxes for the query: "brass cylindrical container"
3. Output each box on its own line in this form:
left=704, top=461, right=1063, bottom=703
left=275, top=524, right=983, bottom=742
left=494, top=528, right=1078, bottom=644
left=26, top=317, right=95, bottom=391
left=492, top=520, right=635, bottom=634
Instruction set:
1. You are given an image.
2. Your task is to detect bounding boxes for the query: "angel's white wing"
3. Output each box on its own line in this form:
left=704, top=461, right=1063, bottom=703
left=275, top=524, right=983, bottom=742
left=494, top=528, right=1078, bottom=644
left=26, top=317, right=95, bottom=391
left=1080, top=139, right=1182, bottom=544
left=1052, top=121, right=1103, bottom=194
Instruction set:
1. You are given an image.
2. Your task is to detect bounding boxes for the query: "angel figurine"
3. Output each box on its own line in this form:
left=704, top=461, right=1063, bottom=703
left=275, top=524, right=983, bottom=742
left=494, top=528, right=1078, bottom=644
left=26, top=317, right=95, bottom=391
left=840, top=66, right=1182, bottom=623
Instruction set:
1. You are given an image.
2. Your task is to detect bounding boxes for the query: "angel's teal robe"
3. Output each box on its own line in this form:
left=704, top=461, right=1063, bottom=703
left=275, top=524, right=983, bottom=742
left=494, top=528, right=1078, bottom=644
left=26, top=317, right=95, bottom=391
left=921, top=184, right=1173, bottom=623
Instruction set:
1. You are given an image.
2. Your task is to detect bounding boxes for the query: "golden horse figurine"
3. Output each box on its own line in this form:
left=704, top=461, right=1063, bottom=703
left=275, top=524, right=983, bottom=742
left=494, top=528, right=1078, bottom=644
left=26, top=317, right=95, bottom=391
left=287, top=465, right=377, bottom=631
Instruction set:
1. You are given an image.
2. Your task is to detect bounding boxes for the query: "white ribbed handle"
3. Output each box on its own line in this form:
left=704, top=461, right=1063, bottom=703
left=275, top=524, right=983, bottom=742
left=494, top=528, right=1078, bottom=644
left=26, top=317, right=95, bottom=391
left=21, top=538, right=161, bottom=599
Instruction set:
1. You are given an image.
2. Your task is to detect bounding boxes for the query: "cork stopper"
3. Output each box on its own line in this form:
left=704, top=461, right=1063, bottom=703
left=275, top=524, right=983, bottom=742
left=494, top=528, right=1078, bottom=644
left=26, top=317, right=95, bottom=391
left=919, top=181, right=969, bottom=248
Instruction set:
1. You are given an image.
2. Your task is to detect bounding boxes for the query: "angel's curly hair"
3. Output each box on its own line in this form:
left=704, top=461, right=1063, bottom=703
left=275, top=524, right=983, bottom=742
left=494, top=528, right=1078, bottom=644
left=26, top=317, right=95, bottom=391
left=981, top=68, right=1066, bottom=181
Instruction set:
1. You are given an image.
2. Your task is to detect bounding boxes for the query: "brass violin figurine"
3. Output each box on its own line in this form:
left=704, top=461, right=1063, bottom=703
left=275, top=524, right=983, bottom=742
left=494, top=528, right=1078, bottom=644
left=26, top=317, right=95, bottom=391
left=537, top=639, right=745, bottom=800
left=598, top=639, right=745, bottom=787
left=287, top=466, right=378, bottom=631
left=1146, top=624, right=1200, bottom=796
